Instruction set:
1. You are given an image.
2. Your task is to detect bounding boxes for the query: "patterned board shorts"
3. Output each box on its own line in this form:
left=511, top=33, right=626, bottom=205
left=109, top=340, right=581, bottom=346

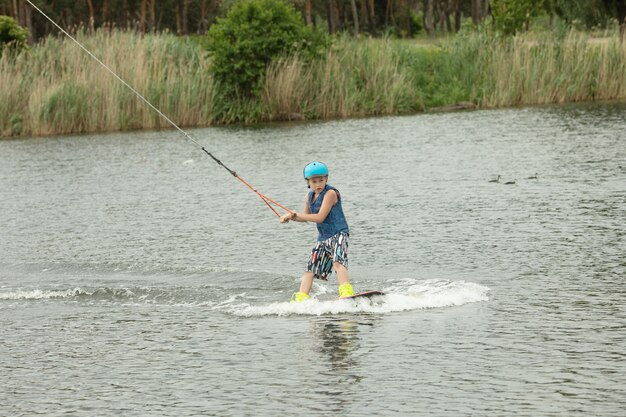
left=306, top=232, right=349, bottom=280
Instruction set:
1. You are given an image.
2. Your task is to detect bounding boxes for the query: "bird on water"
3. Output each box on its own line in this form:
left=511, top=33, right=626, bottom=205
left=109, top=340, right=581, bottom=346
left=488, top=175, right=501, bottom=183
left=527, top=173, right=538, bottom=180
left=504, top=179, right=516, bottom=185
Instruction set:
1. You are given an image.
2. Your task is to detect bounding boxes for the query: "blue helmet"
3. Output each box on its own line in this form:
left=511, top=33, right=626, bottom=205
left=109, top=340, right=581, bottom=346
left=303, top=161, right=329, bottom=179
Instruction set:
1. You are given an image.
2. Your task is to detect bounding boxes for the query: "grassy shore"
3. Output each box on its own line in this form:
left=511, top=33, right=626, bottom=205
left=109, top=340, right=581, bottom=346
left=1, top=29, right=626, bottom=137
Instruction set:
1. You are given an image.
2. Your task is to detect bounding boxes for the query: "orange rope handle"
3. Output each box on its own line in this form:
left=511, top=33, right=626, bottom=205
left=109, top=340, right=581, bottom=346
left=235, top=176, right=294, bottom=217
left=259, top=195, right=280, bottom=217
left=256, top=191, right=292, bottom=213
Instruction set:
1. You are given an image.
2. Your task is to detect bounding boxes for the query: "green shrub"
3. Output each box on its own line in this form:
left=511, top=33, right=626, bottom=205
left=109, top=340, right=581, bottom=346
left=9, top=114, right=23, bottom=135
left=491, top=0, right=543, bottom=35
left=205, top=0, right=328, bottom=97
left=39, top=83, right=91, bottom=133
left=409, top=12, right=424, bottom=36
left=396, top=44, right=470, bottom=108
left=0, top=15, right=29, bottom=50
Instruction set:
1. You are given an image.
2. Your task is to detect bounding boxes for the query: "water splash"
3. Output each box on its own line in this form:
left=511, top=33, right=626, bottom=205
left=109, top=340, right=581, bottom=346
left=0, top=288, right=85, bottom=300
left=0, top=286, right=206, bottom=305
left=224, top=279, right=490, bottom=317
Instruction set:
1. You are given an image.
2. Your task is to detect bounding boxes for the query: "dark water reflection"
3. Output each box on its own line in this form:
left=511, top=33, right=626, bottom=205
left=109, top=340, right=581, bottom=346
left=316, top=319, right=362, bottom=372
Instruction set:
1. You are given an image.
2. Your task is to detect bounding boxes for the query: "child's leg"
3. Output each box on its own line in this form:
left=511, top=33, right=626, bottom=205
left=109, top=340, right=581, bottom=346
left=299, top=271, right=316, bottom=294
left=334, top=262, right=354, bottom=297
left=333, top=262, right=350, bottom=285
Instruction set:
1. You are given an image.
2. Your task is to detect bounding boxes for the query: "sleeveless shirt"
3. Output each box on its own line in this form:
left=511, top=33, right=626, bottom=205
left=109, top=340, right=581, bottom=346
left=307, top=185, right=349, bottom=241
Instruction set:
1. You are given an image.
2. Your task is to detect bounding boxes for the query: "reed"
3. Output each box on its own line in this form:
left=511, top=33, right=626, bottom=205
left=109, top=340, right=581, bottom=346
left=263, top=37, right=421, bottom=120
left=2, top=28, right=626, bottom=138
left=0, top=29, right=218, bottom=137
left=447, top=29, right=626, bottom=107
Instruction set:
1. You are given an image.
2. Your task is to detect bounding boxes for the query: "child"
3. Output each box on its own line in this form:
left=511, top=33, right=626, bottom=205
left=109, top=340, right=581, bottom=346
left=280, top=161, right=355, bottom=302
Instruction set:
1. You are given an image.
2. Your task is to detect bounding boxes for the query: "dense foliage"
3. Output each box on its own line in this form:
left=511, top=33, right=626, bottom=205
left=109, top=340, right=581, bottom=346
left=550, top=0, right=626, bottom=29
left=2, top=0, right=625, bottom=40
left=0, top=15, right=28, bottom=49
left=2, top=0, right=428, bottom=38
left=205, top=0, right=327, bottom=97
left=491, top=0, right=543, bottom=35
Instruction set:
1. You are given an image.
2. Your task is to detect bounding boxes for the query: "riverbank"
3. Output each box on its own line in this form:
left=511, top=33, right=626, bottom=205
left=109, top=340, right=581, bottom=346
left=1, top=29, right=625, bottom=137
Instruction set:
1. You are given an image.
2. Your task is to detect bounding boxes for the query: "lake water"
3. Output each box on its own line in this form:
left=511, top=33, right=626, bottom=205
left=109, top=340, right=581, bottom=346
left=1, top=103, right=625, bottom=416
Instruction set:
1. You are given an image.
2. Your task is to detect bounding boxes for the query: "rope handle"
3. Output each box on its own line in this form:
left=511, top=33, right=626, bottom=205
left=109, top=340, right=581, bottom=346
left=235, top=176, right=294, bottom=218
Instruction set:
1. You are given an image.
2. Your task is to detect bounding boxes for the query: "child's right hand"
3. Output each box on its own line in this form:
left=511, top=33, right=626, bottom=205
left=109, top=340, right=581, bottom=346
left=280, top=212, right=296, bottom=223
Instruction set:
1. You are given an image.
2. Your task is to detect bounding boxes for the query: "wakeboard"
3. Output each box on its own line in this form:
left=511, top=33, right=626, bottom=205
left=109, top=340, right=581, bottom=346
left=341, top=290, right=385, bottom=300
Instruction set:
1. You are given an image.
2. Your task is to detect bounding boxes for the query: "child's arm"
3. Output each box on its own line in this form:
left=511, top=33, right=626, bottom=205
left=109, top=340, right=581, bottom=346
left=281, top=190, right=337, bottom=224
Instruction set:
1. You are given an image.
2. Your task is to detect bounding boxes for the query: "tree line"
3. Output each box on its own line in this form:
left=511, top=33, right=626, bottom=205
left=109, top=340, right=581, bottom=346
left=2, top=0, right=625, bottom=42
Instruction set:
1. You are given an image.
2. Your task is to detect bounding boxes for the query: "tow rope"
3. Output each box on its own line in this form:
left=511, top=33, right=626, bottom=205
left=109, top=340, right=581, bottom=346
left=24, top=0, right=292, bottom=218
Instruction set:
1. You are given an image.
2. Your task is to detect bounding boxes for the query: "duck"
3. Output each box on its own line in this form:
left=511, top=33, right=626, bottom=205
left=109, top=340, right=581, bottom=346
left=488, top=175, right=501, bottom=183
left=504, top=179, right=516, bottom=185
left=526, top=173, right=538, bottom=180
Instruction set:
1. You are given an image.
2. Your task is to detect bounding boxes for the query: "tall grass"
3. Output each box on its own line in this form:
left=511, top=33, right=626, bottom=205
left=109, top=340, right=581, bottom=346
left=2, top=29, right=626, bottom=138
left=0, top=29, right=218, bottom=137
left=448, top=30, right=626, bottom=107
left=263, top=37, right=422, bottom=120
left=264, top=30, right=626, bottom=120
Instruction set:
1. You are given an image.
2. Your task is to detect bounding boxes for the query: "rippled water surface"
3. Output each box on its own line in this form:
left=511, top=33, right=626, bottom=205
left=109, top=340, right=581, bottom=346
left=1, top=103, right=625, bottom=416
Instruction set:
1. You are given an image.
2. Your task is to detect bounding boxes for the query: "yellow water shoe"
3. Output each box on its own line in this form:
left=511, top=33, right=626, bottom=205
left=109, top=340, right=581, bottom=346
left=338, top=283, right=355, bottom=298
left=290, top=292, right=311, bottom=303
